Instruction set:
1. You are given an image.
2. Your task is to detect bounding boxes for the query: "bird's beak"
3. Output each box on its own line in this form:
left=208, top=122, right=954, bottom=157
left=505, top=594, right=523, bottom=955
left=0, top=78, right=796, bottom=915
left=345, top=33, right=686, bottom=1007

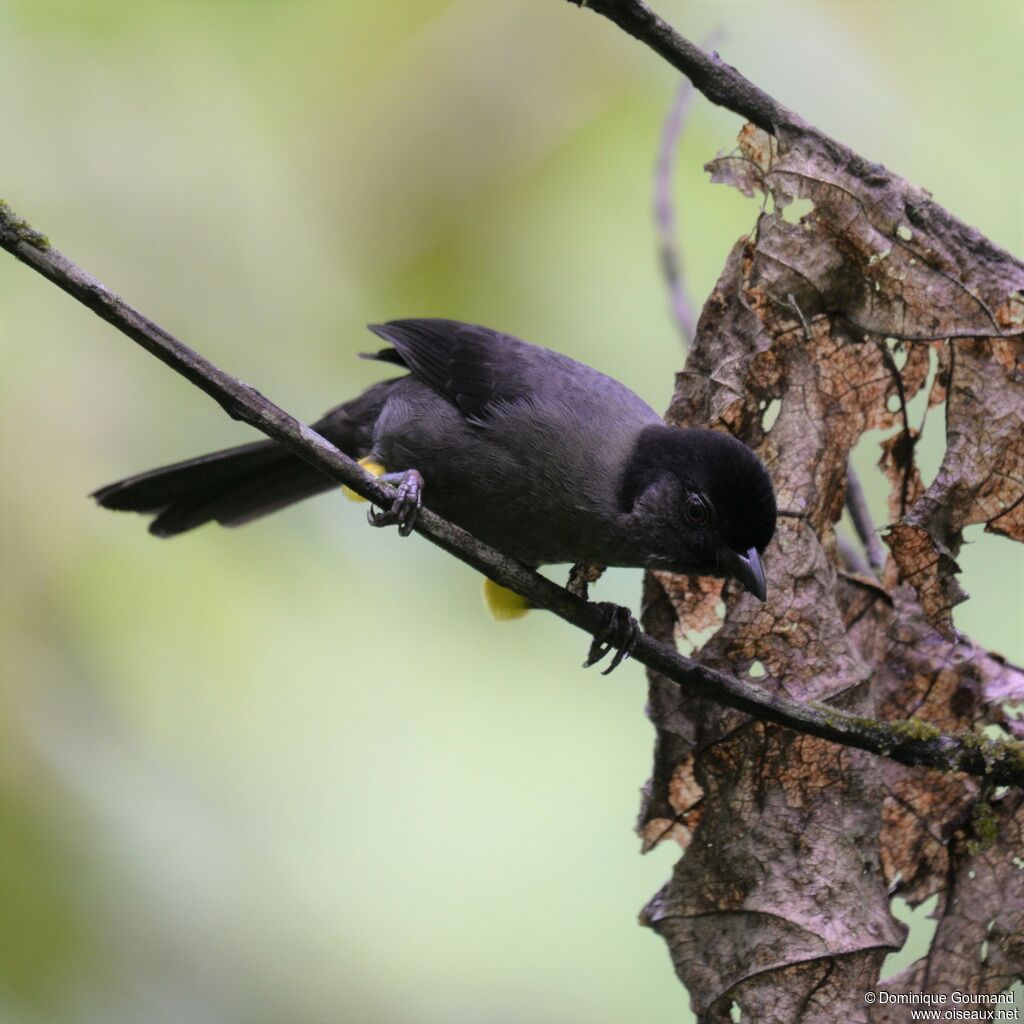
left=718, top=546, right=767, bottom=601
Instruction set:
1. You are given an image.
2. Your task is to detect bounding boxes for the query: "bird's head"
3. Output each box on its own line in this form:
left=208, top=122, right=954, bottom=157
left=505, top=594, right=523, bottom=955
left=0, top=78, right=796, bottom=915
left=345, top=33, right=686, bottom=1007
left=618, top=425, right=777, bottom=600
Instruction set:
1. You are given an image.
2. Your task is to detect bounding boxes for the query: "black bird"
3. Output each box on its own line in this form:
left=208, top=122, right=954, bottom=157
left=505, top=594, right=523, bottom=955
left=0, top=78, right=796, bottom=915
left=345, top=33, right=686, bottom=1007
left=94, top=319, right=777, bottom=665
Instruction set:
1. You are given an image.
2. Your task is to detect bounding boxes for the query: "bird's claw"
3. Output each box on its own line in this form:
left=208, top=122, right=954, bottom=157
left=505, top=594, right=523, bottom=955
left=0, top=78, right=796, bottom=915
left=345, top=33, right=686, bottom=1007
left=367, top=469, right=424, bottom=537
left=583, top=602, right=639, bottom=675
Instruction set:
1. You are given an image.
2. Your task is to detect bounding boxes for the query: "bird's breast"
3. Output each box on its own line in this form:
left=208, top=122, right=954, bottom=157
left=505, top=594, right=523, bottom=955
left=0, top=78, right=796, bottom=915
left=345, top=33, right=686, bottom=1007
left=372, top=378, right=657, bottom=567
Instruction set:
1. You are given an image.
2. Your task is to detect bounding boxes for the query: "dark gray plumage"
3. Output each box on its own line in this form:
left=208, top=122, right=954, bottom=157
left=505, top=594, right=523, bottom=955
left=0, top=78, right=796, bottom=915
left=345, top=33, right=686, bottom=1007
left=94, top=318, right=776, bottom=599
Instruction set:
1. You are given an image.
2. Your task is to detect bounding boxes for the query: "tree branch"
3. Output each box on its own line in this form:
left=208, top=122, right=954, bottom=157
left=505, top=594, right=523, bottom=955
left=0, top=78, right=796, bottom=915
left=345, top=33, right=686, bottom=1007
left=572, top=0, right=802, bottom=134
left=2, top=197, right=1022, bottom=787
left=572, top=0, right=1024, bottom=272
left=845, top=463, right=887, bottom=571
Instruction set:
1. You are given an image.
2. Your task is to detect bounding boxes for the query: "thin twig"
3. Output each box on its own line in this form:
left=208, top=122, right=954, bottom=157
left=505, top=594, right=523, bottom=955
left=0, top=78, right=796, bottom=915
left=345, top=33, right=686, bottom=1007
left=652, top=31, right=724, bottom=347
left=845, top=463, right=886, bottom=570
left=653, top=78, right=697, bottom=345
left=569, top=0, right=1023, bottom=288
left=874, top=337, right=917, bottom=518
left=836, top=532, right=873, bottom=577
left=2, top=199, right=1022, bottom=787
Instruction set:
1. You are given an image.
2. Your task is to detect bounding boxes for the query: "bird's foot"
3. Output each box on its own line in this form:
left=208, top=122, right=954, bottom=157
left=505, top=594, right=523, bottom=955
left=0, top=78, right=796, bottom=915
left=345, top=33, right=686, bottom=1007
left=583, top=602, right=639, bottom=675
left=367, top=469, right=424, bottom=537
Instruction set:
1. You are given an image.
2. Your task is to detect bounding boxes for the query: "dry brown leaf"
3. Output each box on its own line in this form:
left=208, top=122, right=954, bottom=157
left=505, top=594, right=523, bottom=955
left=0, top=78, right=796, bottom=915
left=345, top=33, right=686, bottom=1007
left=707, top=125, right=1023, bottom=342
left=645, top=244, right=906, bottom=1019
left=640, top=120, right=1024, bottom=1020
left=871, top=796, right=1024, bottom=1022
left=841, top=582, right=1023, bottom=907
left=706, top=126, right=1024, bottom=638
left=886, top=336, right=1024, bottom=637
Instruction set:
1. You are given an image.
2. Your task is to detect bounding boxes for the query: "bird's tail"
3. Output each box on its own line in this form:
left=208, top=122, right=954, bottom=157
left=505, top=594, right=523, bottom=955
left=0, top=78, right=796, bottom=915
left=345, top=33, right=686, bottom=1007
left=92, top=440, right=338, bottom=537
left=93, top=377, right=400, bottom=537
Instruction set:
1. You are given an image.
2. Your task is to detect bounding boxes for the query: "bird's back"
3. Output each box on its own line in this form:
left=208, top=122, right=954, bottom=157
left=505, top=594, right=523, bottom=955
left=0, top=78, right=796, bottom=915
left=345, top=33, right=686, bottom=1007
left=362, top=319, right=662, bottom=565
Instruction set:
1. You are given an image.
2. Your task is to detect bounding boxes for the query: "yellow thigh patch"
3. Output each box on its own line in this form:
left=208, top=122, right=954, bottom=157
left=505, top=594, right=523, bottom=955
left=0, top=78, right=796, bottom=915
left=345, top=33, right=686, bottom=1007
left=343, top=456, right=386, bottom=502
left=482, top=578, right=531, bottom=622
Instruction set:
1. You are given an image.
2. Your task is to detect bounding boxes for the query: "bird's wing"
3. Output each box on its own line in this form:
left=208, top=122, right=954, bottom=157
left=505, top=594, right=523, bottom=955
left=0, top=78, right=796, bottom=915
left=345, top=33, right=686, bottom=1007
left=363, top=318, right=561, bottom=424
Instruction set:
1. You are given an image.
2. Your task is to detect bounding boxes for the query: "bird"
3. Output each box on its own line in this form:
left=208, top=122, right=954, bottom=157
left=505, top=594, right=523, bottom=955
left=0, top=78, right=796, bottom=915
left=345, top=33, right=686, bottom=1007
left=93, top=319, right=777, bottom=669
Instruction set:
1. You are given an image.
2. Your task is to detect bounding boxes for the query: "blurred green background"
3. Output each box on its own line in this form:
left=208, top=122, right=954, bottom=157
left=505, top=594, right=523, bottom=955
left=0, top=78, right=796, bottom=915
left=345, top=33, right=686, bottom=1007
left=2, top=2, right=1021, bottom=1022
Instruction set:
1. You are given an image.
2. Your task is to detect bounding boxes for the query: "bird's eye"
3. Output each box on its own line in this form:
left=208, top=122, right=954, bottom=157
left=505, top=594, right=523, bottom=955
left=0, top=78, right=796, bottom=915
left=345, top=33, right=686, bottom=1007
left=684, top=494, right=711, bottom=526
